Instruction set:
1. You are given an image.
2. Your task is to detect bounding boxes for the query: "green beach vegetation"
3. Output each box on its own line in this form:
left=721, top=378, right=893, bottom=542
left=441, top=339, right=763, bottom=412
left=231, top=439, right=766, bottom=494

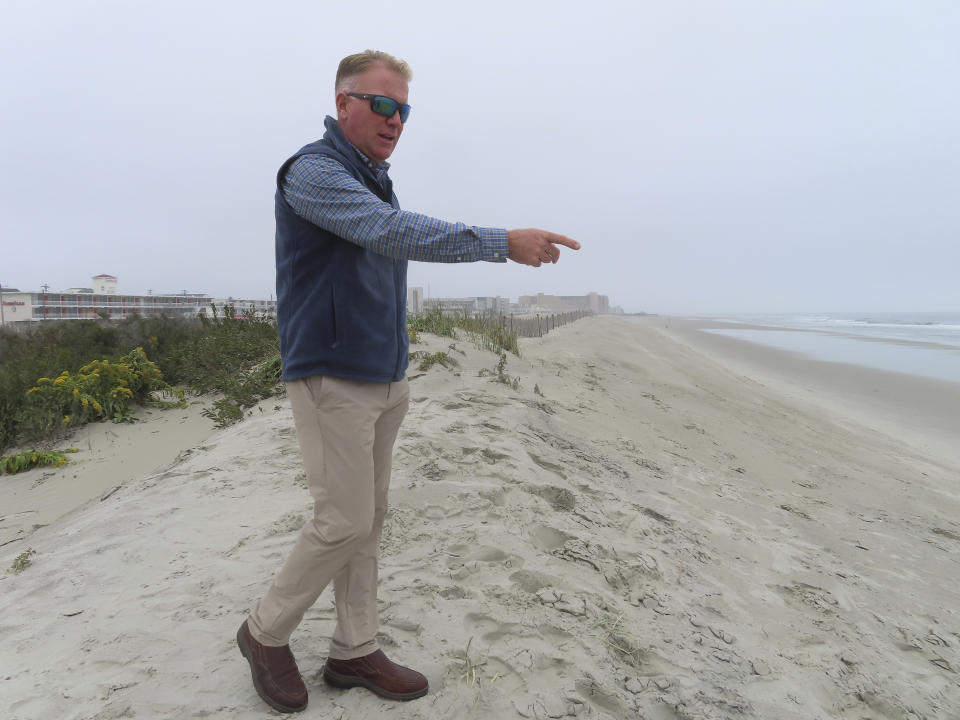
left=0, top=306, right=281, bottom=454
left=6, top=547, right=35, bottom=574
left=0, top=448, right=79, bottom=475
left=0, top=305, right=573, bottom=464
left=407, top=307, right=521, bottom=356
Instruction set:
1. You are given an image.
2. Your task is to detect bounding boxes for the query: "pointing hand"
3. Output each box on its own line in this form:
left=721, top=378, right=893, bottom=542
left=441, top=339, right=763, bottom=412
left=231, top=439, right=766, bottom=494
left=507, top=229, right=581, bottom=267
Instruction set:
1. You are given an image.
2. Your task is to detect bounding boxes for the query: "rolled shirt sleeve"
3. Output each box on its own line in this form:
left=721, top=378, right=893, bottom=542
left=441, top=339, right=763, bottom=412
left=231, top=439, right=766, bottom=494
left=283, top=155, right=508, bottom=263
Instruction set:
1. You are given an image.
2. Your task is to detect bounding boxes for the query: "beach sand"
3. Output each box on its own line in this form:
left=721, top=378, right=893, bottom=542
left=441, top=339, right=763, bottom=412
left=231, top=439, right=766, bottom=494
left=0, top=399, right=218, bottom=551
left=1, top=315, right=958, bottom=719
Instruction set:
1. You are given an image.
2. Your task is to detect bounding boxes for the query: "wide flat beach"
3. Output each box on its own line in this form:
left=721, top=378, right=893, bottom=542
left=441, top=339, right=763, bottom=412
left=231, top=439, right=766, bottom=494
left=2, top=315, right=958, bottom=719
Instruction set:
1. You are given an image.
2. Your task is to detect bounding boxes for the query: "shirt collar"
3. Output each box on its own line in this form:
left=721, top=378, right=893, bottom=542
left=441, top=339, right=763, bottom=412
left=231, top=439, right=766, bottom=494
left=352, top=146, right=391, bottom=176
left=323, top=115, right=390, bottom=178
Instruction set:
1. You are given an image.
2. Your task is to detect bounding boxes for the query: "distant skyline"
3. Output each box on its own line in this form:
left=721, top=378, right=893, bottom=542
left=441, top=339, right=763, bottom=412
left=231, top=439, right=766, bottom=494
left=0, top=278, right=615, bottom=308
left=2, top=1, right=958, bottom=315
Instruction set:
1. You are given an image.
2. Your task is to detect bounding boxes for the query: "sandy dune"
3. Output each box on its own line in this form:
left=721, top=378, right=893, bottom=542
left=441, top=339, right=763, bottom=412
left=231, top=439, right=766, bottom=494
left=2, top=315, right=958, bottom=719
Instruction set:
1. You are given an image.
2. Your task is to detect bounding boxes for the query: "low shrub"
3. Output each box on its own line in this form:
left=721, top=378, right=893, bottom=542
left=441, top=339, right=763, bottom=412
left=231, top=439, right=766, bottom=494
left=17, top=347, right=185, bottom=441
left=0, top=307, right=280, bottom=452
left=201, top=354, right=283, bottom=428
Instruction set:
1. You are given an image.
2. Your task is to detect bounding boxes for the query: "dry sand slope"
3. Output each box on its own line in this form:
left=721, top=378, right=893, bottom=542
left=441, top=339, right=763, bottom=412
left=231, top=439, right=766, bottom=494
left=2, top=315, right=959, bottom=720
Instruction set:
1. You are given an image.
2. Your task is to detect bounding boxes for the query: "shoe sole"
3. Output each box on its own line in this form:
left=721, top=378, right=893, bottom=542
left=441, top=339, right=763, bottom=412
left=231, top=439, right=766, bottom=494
left=236, top=626, right=308, bottom=713
left=323, top=666, right=428, bottom=701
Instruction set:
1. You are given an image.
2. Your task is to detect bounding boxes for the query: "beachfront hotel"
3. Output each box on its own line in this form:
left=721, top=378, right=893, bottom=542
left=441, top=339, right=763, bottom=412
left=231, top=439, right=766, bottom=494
left=0, top=275, right=276, bottom=325
left=518, top=292, right=611, bottom=315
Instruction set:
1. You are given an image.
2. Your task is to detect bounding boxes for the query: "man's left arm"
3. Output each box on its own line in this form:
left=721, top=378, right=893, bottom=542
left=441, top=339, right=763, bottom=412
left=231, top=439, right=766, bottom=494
left=284, top=155, right=509, bottom=263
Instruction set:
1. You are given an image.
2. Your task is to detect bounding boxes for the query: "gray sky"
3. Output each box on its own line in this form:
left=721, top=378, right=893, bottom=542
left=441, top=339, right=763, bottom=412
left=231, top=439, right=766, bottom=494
left=2, top=0, right=958, bottom=314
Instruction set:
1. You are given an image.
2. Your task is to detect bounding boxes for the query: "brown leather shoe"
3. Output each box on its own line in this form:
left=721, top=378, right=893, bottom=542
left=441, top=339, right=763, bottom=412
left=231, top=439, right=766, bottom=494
left=323, top=649, right=428, bottom=700
left=236, top=620, right=308, bottom=713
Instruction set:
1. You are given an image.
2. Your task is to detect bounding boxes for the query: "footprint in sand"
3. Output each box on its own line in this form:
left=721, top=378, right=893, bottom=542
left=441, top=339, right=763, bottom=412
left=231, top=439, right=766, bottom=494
left=529, top=524, right=574, bottom=552
left=447, top=544, right=522, bottom=580
left=770, top=582, right=839, bottom=614
left=422, top=505, right=447, bottom=520
left=508, top=568, right=559, bottom=593
left=524, top=483, right=577, bottom=512
left=527, top=452, right=567, bottom=479
left=463, top=612, right=527, bottom=645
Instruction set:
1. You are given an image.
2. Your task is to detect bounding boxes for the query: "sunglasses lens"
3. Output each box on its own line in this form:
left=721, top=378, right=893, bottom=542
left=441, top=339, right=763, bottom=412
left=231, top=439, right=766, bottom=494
left=370, top=96, right=398, bottom=117
left=365, top=95, right=410, bottom=123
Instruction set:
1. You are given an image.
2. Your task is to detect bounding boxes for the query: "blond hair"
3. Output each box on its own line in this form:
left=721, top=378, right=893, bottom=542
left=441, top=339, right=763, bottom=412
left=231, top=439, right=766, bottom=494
left=335, top=50, right=413, bottom=93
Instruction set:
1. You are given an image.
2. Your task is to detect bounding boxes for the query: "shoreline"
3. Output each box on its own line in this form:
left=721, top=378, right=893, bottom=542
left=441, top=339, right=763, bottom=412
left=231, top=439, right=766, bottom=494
left=656, top=315, right=960, bottom=468
left=703, top=316, right=960, bottom=352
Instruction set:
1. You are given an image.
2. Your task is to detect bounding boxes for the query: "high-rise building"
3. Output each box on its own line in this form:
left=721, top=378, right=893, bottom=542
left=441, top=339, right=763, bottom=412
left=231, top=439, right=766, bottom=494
left=406, top=286, right=424, bottom=315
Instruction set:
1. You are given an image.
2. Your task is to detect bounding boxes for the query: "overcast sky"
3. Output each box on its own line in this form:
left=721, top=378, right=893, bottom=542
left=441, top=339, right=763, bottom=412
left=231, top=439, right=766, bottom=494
left=2, top=1, right=958, bottom=314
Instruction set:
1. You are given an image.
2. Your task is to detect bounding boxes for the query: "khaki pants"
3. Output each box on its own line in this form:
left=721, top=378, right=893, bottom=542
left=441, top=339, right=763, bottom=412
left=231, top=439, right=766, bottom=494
left=248, top=374, right=409, bottom=659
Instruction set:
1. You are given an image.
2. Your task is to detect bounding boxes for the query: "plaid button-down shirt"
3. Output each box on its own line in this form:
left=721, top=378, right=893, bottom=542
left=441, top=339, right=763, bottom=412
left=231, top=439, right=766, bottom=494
left=282, top=153, right=509, bottom=263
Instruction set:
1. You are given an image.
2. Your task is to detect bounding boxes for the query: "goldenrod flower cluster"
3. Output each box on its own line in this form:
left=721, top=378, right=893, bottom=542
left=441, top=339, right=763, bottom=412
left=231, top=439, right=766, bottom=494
left=22, top=346, right=183, bottom=430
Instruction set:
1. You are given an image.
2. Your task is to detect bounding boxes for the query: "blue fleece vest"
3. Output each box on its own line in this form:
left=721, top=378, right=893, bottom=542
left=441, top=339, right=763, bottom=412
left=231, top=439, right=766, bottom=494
left=275, top=118, right=409, bottom=383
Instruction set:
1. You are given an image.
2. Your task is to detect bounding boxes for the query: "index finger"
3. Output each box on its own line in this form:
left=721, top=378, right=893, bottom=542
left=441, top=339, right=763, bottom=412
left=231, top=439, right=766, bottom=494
left=547, top=233, right=581, bottom=250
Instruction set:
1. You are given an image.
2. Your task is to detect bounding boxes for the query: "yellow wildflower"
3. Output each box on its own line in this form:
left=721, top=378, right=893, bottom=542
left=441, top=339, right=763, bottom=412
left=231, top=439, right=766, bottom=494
left=37, top=377, right=49, bottom=383
left=26, top=387, right=39, bottom=395
left=73, top=388, right=80, bottom=397
left=63, top=415, right=70, bottom=424
left=81, top=398, right=89, bottom=407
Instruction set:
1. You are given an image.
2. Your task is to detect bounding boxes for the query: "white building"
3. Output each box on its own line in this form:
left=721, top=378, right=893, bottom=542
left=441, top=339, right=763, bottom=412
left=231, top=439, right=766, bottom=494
left=421, top=295, right=509, bottom=315
left=0, top=275, right=274, bottom=325
left=92, top=274, right=118, bottom=294
left=516, top=292, right=610, bottom=314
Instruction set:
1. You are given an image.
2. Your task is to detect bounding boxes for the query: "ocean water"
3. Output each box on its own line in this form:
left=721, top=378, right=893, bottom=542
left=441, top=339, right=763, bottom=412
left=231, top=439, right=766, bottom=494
left=705, top=312, right=960, bottom=384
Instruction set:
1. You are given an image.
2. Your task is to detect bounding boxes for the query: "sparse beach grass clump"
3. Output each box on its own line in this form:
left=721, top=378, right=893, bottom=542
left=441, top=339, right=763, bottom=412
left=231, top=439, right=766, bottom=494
left=455, top=314, right=520, bottom=356
left=0, top=448, right=79, bottom=475
left=408, top=308, right=520, bottom=356
left=6, top=547, right=35, bottom=574
left=407, top=307, right=459, bottom=341
left=409, top=350, right=459, bottom=372
left=478, top=352, right=521, bottom=390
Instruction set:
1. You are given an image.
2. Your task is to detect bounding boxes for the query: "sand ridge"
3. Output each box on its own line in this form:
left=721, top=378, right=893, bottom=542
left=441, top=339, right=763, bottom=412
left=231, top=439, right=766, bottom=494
left=1, top=315, right=958, bottom=719
left=0, top=398, right=218, bottom=550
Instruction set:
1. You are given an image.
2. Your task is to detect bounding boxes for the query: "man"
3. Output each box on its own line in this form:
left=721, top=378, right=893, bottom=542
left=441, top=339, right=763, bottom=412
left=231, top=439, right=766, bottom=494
left=237, top=50, right=579, bottom=713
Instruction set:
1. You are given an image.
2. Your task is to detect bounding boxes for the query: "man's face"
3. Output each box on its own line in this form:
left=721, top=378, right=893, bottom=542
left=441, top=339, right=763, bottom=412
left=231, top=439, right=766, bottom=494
left=336, top=64, right=409, bottom=163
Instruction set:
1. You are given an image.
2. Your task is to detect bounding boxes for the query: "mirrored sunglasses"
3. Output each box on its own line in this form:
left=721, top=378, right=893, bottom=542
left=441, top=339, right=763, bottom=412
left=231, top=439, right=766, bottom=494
left=346, top=93, right=411, bottom=123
